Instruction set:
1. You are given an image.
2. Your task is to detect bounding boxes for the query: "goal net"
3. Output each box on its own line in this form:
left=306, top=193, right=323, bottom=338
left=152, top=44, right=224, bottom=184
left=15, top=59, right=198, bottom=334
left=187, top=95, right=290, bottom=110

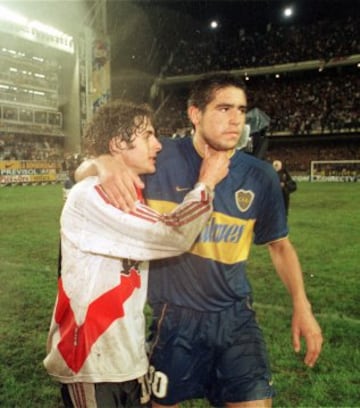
left=310, top=160, right=360, bottom=182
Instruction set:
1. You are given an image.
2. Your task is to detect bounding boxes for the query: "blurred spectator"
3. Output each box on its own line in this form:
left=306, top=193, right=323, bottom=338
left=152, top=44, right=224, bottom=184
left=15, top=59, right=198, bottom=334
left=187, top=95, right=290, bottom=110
left=272, top=160, right=297, bottom=216
left=0, top=134, right=64, bottom=161
left=63, top=166, right=76, bottom=201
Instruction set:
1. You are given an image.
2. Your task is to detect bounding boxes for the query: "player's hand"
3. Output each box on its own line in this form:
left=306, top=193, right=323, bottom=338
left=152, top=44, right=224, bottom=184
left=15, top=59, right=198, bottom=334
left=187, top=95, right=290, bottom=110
left=96, top=155, right=144, bottom=212
left=292, top=304, right=323, bottom=367
left=198, top=145, right=230, bottom=190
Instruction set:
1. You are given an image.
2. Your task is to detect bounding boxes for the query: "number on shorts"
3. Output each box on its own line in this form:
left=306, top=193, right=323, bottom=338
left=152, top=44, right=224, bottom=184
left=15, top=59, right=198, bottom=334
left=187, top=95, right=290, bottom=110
left=149, top=365, right=168, bottom=398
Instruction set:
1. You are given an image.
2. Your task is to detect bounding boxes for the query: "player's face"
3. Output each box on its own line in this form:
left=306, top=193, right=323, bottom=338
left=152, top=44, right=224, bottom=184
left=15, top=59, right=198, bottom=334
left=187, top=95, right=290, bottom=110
left=190, top=86, right=247, bottom=152
left=122, top=118, right=162, bottom=175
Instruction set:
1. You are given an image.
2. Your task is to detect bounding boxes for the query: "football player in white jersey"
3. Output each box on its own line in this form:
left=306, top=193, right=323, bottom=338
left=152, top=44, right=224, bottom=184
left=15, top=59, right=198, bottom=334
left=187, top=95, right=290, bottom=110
left=44, top=99, right=229, bottom=408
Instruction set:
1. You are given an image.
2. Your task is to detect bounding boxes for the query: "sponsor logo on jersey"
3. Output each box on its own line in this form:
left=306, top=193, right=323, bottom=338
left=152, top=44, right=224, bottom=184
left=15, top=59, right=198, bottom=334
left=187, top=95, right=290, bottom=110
left=199, top=217, right=244, bottom=243
left=235, top=189, right=254, bottom=212
left=147, top=199, right=255, bottom=264
left=192, top=212, right=255, bottom=264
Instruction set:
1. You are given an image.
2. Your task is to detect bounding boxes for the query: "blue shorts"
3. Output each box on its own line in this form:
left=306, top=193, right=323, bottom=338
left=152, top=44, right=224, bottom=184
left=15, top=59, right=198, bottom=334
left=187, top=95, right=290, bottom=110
left=148, top=298, right=275, bottom=406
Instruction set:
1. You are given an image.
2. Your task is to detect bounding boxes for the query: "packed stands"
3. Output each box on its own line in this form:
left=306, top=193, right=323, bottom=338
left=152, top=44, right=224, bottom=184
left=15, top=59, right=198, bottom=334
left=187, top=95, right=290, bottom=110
left=162, top=16, right=359, bottom=75
left=152, top=13, right=359, bottom=174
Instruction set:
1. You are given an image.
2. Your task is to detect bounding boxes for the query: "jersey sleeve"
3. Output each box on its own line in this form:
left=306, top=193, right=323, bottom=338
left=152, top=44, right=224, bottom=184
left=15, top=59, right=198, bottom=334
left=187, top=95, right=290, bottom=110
left=253, top=166, right=288, bottom=245
left=61, top=179, right=213, bottom=261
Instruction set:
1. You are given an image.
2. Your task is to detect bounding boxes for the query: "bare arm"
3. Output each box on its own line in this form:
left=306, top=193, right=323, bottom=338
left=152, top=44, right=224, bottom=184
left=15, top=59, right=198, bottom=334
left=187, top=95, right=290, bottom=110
left=268, top=237, right=323, bottom=367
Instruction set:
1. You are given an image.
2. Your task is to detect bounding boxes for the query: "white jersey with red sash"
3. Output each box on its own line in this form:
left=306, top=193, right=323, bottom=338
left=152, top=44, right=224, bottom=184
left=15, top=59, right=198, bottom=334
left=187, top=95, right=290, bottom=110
left=44, top=176, right=213, bottom=383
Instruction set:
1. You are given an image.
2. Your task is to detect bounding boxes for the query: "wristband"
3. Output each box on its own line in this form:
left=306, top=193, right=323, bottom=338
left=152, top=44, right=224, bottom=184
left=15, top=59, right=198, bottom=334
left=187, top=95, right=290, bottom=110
left=195, top=182, right=214, bottom=197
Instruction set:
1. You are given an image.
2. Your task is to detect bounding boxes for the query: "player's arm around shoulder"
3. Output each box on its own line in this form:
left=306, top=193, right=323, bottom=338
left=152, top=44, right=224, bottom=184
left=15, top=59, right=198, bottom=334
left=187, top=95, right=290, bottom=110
left=128, top=145, right=230, bottom=255
left=71, top=147, right=229, bottom=261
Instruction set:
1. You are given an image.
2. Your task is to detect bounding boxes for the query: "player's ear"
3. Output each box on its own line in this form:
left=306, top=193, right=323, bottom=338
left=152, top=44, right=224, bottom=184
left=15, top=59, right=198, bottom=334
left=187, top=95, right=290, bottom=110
left=188, top=106, right=201, bottom=127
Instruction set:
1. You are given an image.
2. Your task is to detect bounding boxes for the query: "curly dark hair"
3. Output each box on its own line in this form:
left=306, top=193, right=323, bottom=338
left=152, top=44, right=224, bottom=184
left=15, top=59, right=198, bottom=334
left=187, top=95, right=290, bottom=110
left=83, top=99, right=154, bottom=156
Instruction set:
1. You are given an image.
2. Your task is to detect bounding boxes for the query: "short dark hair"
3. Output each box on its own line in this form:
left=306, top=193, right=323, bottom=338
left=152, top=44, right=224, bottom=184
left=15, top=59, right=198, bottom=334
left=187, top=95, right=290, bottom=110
left=83, top=99, right=154, bottom=156
left=187, top=71, right=247, bottom=112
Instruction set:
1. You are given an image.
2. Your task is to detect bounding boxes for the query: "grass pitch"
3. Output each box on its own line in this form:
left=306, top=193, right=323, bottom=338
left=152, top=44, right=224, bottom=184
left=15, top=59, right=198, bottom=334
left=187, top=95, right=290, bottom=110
left=0, top=183, right=359, bottom=407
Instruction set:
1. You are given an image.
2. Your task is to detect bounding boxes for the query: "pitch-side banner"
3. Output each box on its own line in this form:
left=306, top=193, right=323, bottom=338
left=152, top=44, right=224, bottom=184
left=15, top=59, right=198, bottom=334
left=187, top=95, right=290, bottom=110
left=0, top=160, right=61, bottom=184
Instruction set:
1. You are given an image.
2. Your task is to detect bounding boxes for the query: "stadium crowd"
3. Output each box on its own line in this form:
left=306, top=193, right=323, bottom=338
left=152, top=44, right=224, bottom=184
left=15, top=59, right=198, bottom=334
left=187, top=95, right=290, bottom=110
left=155, top=69, right=359, bottom=137
left=248, top=71, right=359, bottom=135
left=1, top=12, right=359, bottom=176
left=162, top=15, right=359, bottom=75
left=0, top=134, right=64, bottom=161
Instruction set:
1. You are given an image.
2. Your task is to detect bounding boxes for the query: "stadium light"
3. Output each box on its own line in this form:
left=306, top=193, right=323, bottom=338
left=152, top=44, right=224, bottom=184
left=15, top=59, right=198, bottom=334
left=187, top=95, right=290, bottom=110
left=0, top=5, right=27, bottom=25
left=0, top=4, right=74, bottom=53
left=210, top=20, right=219, bottom=29
left=283, top=6, right=293, bottom=18
left=29, top=20, right=72, bottom=40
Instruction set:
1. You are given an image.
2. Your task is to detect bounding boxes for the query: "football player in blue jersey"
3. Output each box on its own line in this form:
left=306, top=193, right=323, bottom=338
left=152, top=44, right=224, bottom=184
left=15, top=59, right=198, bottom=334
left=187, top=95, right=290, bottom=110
left=76, top=72, right=323, bottom=408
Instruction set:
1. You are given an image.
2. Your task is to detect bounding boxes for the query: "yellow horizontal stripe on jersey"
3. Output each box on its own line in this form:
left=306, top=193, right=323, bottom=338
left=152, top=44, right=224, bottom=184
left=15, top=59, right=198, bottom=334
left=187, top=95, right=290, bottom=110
left=147, top=199, right=255, bottom=265
left=192, top=212, right=255, bottom=264
left=147, top=199, right=178, bottom=213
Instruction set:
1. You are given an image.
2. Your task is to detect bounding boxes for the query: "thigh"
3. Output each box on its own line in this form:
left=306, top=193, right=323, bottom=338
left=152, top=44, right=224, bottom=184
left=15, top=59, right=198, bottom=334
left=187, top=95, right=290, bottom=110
left=148, top=304, right=213, bottom=405
left=63, top=380, right=148, bottom=408
left=208, top=306, right=275, bottom=406
left=63, top=383, right=97, bottom=408
left=95, top=381, right=147, bottom=408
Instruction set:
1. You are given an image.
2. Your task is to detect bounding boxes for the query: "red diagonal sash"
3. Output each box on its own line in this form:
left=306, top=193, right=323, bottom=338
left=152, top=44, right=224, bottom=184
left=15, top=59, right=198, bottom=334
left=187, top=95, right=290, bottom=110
left=55, top=268, right=141, bottom=373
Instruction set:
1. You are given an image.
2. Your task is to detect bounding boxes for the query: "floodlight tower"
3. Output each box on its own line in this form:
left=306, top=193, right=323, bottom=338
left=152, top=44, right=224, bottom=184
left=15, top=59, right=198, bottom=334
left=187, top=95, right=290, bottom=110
left=76, top=0, right=111, bottom=152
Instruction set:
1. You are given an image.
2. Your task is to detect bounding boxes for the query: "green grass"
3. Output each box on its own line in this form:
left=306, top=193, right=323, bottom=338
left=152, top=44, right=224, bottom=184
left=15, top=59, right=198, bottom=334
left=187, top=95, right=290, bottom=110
left=0, top=183, right=359, bottom=407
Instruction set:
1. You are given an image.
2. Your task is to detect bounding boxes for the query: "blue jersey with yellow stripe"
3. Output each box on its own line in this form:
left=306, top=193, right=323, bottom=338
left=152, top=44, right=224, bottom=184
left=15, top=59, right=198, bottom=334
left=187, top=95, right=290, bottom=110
left=145, top=137, right=288, bottom=312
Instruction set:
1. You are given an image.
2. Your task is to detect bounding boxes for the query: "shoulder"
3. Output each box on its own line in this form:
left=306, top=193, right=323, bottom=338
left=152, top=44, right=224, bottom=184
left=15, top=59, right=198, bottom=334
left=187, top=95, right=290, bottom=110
left=74, top=176, right=98, bottom=189
left=67, top=176, right=99, bottom=199
left=234, top=150, right=272, bottom=170
left=232, top=151, right=277, bottom=182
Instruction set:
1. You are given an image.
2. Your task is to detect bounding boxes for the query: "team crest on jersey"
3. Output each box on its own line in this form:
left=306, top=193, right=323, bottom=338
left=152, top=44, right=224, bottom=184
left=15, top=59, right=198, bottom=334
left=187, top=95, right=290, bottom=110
left=235, top=189, right=254, bottom=212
